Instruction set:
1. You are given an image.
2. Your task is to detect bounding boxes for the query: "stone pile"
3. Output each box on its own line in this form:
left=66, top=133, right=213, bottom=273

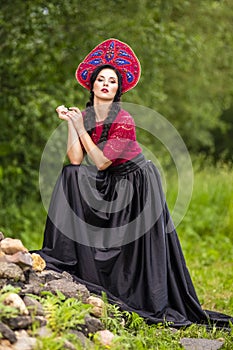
left=0, top=232, right=226, bottom=350
left=0, top=232, right=114, bottom=349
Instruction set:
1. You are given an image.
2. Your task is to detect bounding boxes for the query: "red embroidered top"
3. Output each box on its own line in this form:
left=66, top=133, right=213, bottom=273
left=91, top=109, right=142, bottom=166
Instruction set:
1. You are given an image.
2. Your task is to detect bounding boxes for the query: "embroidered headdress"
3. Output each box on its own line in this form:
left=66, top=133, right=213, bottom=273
left=76, top=38, right=141, bottom=93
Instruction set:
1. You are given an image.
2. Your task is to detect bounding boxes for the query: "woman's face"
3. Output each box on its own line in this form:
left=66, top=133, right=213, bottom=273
left=92, top=68, right=119, bottom=103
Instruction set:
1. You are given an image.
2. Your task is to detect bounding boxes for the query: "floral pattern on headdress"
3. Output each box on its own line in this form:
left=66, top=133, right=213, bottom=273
left=76, top=39, right=141, bottom=93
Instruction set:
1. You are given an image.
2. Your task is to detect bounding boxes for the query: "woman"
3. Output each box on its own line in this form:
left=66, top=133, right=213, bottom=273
left=36, top=39, right=232, bottom=328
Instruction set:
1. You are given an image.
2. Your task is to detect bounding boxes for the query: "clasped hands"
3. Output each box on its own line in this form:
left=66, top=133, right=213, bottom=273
left=56, top=105, right=86, bottom=136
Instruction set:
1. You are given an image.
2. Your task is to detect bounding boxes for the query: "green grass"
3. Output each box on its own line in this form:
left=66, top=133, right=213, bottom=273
left=32, top=293, right=233, bottom=349
left=1, top=287, right=232, bottom=349
left=166, top=162, right=233, bottom=316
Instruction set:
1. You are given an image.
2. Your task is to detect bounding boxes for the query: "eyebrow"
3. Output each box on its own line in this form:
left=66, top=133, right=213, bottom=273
left=98, top=75, right=117, bottom=80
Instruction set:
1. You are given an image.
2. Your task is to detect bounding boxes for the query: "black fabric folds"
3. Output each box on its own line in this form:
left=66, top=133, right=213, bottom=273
left=33, top=155, right=233, bottom=328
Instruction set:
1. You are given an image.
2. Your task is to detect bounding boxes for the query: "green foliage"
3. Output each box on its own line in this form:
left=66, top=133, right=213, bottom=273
left=100, top=289, right=233, bottom=349
left=35, top=333, right=83, bottom=350
left=100, top=308, right=233, bottom=350
left=39, top=290, right=92, bottom=334
left=35, top=335, right=70, bottom=350
left=176, top=160, right=233, bottom=242
left=213, top=106, right=233, bottom=162
left=100, top=295, right=179, bottom=349
left=1, top=0, right=233, bottom=217
left=165, top=159, right=233, bottom=314
left=1, top=282, right=232, bottom=349
left=124, top=312, right=145, bottom=331
left=102, top=302, right=126, bottom=333
left=0, top=199, right=46, bottom=249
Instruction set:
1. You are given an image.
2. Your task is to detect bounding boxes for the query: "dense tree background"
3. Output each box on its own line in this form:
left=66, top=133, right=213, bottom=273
left=0, top=0, right=232, bottom=240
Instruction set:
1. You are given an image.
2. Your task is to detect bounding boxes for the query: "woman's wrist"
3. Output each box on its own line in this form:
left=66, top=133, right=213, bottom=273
left=78, top=128, right=88, bottom=137
left=87, top=145, right=98, bottom=156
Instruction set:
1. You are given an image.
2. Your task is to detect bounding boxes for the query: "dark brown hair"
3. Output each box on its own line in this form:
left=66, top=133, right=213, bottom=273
left=84, top=64, right=122, bottom=148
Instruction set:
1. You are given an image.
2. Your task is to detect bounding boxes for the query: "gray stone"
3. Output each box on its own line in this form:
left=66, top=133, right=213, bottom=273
left=36, top=269, right=65, bottom=283
left=0, top=321, right=17, bottom=344
left=95, top=329, right=115, bottom=347
left=0, top=238, right=28, bottom=255
left=0, top=278, right=8, bottom=288
left=62, top=271, right=74, bottom=281
left=23, top=296, right=44, bottom=316
left=5, top=316, right=33, bottom=330
left=27, top=270, right=43, bottom=285
left=34, top=316, right=47, bottom=327
left=35, top=326, right=52, bottom=338
left=69, top=330, right=93, bottom=348
left=84, top=315, right=105, bottom=334
left=27, top=269, right=73, bottom=284
left=13, top=330, right=37, bottom=350
left=63, top=339, right=77, bottom=350
left=44, top=278, right=90, bottom=302
left=3, top=293, right=29, bottom=316
left=87, top=296, right=105, bottom=318
left=4, top=252, right=33, bottom=268
left=0, top=262, right=25, bottom=282
left=180, top=338, right=225, bottom=350
left=21, top=283, right=44, bottom=295
left=0, top=339, right=12, bottom=350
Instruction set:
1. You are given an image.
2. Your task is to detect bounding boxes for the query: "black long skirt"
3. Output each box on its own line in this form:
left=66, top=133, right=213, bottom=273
left=35, top=154, right=233, bottom=328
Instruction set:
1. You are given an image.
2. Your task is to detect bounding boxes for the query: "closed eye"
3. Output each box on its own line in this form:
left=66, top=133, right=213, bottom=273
left=97, top=75, right=117, bottom=84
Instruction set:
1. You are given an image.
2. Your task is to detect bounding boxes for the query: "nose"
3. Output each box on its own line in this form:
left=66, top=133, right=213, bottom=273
left=103, top=81, right=108, bottom=86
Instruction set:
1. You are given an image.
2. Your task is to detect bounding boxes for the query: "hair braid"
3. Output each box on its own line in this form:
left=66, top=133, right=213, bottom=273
left=97, top=101, right=121, bottom=149
left=84, top=64, right=122, bottom=145
left=84, top=91, right=96, bottom=136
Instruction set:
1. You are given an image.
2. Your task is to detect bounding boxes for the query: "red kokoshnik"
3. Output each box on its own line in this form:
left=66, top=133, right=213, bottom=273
left=75, top=38, right=141, bottom=93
